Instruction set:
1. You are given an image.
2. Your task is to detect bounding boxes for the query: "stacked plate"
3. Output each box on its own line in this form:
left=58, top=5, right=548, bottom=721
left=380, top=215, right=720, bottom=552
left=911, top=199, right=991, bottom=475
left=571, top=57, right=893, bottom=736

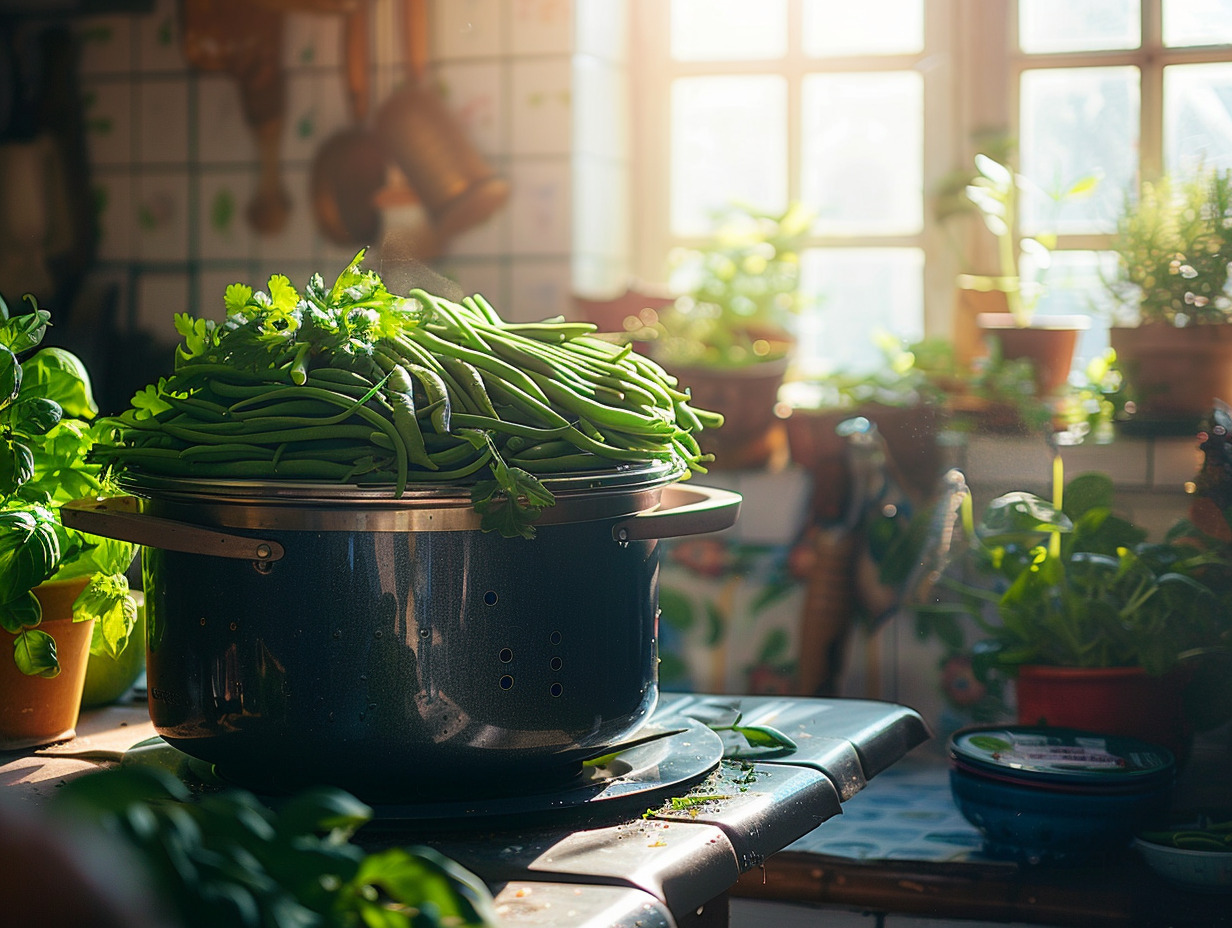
left=948, top=726, right=1175, bottom=864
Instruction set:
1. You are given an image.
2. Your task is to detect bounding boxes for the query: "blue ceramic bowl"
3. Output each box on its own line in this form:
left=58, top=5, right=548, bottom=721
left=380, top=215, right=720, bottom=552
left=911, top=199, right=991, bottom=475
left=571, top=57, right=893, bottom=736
left=950, top=765, right=1172, bottom=864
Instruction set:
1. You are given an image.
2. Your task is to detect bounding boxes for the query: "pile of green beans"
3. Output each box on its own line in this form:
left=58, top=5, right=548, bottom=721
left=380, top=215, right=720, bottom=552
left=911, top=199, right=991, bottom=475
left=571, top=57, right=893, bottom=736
left=94, top=288, right=722, bottom=508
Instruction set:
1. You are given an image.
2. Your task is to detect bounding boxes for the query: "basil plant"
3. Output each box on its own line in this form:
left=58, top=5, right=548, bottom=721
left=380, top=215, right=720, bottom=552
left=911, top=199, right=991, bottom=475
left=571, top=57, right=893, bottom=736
left=0, top=294, right=138, bottom=677
left=918, top=469, right=1232, bottom=679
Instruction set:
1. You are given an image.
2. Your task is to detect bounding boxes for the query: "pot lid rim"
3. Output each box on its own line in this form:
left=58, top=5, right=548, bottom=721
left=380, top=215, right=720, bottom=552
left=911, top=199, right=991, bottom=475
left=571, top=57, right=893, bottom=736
left=948, top=725, right=1175, bottom=787
left=116, top=458, right=685, bottom=504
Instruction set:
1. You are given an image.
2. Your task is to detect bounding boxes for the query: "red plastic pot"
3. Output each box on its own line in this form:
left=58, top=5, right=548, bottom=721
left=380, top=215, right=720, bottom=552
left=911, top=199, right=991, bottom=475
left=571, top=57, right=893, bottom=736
left=1015, top=665, right=1191, bottom=761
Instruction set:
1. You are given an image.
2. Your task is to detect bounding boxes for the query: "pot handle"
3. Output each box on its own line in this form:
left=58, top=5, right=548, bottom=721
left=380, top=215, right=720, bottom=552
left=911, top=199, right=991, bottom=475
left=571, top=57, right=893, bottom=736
left=612, top=484, right=741, bottom=542
left=60, top=496, right=285, bottom=562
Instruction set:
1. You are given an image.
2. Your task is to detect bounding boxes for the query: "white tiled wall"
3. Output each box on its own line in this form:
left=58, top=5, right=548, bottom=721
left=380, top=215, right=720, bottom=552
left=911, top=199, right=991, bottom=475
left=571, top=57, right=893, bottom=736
left=74, top=0, right=626, bottom=354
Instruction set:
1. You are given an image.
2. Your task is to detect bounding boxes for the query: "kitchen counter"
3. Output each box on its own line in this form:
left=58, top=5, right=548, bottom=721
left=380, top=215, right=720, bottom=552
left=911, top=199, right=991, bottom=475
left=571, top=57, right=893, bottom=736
left=731, top=729, right=1232, bottom=927
left=0, top=692, right=929, bottom=928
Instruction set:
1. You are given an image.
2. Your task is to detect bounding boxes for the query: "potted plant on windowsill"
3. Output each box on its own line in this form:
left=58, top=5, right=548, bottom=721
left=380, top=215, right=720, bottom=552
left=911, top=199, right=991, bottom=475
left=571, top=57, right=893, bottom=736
left=952, top=153, right=1096, bottom=399
left=1105, top=168, right=1232, bottom=434
left=625, top=202, right=814, bottom=470
left=916, top=460, right=1232, bottom=761
left=0, top=293, right=139, bottom=750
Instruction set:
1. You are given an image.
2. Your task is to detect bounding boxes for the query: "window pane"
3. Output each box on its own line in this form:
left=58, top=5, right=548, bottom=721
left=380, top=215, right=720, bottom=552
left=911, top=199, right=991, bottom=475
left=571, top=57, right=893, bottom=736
left=670, top=0, right=787, bottom=61
left=1019, top=67, right=1140, bottom=234
left=1018, top=0, right=1139, bottom=53
left=671, top=76, right=788, bottom=235
left=1164, top=0, right=1232, bottom=47
left=802, top=0, right=924, bottom=57
left=801, top=72, right=923, bottom=235
left=798, top=248, right=924, bottom=371
left=1165, top=63, right=1232, bottom=175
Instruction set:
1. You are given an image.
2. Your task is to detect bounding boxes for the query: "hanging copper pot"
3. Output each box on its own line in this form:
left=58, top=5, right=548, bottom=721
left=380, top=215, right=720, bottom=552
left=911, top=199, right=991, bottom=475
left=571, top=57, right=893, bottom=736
left=374, top=0, right=509, bottom=241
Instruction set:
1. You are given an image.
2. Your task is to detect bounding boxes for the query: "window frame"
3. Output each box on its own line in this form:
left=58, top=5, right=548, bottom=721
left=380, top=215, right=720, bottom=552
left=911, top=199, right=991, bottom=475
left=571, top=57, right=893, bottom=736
left=627, top=0, right=1232, bottom=359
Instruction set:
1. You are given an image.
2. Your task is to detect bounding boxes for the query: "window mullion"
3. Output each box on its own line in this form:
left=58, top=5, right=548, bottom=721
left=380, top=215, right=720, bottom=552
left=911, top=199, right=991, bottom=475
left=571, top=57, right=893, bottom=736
left=1141, top=0, right=1164, bottom=181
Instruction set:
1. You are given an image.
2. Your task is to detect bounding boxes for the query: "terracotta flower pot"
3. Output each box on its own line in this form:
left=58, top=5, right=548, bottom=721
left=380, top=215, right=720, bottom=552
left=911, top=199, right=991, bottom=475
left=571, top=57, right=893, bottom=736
left=1015, top=664, right=1192, bottom=762
left=977, top=313, right=1090, bottom=397
left=1110, top=322, right=1232, bottom=432
left=673, top=358, right=790, bottom=470
left=0, top=576, right=94, bottom=751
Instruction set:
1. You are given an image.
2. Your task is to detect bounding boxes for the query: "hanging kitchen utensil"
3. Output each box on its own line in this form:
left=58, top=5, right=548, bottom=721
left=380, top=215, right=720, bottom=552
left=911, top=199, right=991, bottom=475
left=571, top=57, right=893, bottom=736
left=374, top=0, right=509, bottom=242
left=182, top=0, right=291, bottom=235
left=308, top=0, right=387, bottom=245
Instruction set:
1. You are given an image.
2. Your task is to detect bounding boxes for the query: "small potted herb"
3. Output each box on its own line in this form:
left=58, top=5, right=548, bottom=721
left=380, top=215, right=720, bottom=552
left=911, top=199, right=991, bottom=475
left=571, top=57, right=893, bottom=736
left=916, top=460, right=1232, bottom=758
left=1105, top=168, right=1232, bottom=430
left=951, top=153, right=1096, bottom=398
left=0, top=294, right=138, bottom=749
left=626, top=202, right=814, bottom=468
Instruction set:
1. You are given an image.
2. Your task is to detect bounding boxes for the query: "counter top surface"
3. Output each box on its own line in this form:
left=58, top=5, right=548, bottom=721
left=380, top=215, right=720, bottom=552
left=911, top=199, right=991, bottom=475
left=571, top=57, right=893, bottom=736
left=0, top=692, right=929, bottom=928
left=733, top=729, right=1232, bottom=927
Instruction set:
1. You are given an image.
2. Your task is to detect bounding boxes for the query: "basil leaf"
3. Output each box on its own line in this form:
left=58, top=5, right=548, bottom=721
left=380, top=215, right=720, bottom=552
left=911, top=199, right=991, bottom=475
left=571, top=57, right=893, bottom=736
left=13, top=626, right=58, bottom=677
left=0, top=344, right=20, bottom=409
left=21, top=347, right=98, bottom=419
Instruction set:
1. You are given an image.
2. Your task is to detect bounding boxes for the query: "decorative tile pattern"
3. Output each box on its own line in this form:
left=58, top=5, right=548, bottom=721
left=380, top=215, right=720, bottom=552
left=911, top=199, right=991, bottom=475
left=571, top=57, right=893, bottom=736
left=134, top=169, right=190, bottom=261
left=786, top=756, right=989, bottom=863
left=510, top=0, right=573, bottom=55
left=77, top=17, right=134, bottom=75
left=81, top=78, right=134, bottom=167
left=510, top=57, right=573, bottom=155
left=92, top=170, right=135, bottom=261
left=197, top=168, right=255, bottom=261
left=436, top=61, right=506, bottom=156
left=135, top=0, right=182, bottom=73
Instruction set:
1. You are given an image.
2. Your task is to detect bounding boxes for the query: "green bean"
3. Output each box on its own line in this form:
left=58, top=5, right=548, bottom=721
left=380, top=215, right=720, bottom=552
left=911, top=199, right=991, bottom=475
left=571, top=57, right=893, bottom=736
left=307, top=367, right=379, bottom=390
left=508, top=453, right=612, bottom=474
left=525, top=369, right=677, bottom=436
left=387, top=390, right=435, bottom=470
left=179, top=443, right=278, bottom=461
left=412, top=289, right=490, bottom=351
left=505, top=439, right=580, bottom=461
left=449, top=413, right=573, bottom=442
left=161, top=394, right=233, bottom=423
left=402, top=328, right=550, bottom=406
left=461, top=294, right=502, bottom=326
left=437, top=355, right=500, bottom=418
left=163, top=422, right=380, bottom=446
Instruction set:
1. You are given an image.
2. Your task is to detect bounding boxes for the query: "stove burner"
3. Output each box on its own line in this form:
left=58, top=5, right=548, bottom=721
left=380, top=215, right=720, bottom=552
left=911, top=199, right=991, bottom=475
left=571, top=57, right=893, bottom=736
left=369, top=717, right=724, bottom=831
left=119, top=717, right=725, bottom=832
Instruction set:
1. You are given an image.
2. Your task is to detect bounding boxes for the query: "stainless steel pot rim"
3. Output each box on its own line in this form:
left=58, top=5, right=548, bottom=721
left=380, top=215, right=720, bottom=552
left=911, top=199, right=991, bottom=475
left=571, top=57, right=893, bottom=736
left=113, top=459, right=691, bottom=533
left=117, top=459, right=685, bottom=505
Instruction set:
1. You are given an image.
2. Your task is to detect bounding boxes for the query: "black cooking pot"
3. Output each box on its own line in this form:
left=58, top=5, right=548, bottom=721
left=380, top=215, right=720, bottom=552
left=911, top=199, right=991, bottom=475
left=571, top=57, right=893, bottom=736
left=63, top=463, right=739, bottom=801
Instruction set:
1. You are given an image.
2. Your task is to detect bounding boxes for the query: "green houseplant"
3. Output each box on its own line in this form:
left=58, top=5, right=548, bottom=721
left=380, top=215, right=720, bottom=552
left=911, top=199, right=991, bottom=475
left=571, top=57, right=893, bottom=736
left=951, top=153, right=1096, bottom=399
left=628, top=201, right=815, bottom=468
left=1105, top=168, right=1232, bottom=430
left=0, top=293, right=139, bottom=748
left=916, top=462, right=1232, bottom=756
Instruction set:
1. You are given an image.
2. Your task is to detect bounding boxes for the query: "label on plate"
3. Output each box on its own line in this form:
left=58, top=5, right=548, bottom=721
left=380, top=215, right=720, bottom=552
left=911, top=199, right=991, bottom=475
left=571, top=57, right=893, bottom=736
left=952, top=726, right=1174, bottom=782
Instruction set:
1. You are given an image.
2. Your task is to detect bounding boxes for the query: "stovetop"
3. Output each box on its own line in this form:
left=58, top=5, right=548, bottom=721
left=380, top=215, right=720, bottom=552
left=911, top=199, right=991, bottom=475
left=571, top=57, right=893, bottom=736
left=393, top=693, right=929, bottom=927
left=30, top=692, right=931, bottom=928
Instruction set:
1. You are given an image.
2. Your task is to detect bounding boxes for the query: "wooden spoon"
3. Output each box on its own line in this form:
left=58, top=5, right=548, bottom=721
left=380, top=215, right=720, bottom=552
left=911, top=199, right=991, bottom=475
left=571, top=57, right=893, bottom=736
left=308, top=0, right=387, bottom=246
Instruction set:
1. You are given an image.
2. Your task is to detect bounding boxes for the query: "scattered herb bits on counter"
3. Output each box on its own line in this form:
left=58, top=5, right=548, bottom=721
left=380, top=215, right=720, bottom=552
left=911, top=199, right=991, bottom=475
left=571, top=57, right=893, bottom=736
left=91, top=251, right=723, bottom=538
